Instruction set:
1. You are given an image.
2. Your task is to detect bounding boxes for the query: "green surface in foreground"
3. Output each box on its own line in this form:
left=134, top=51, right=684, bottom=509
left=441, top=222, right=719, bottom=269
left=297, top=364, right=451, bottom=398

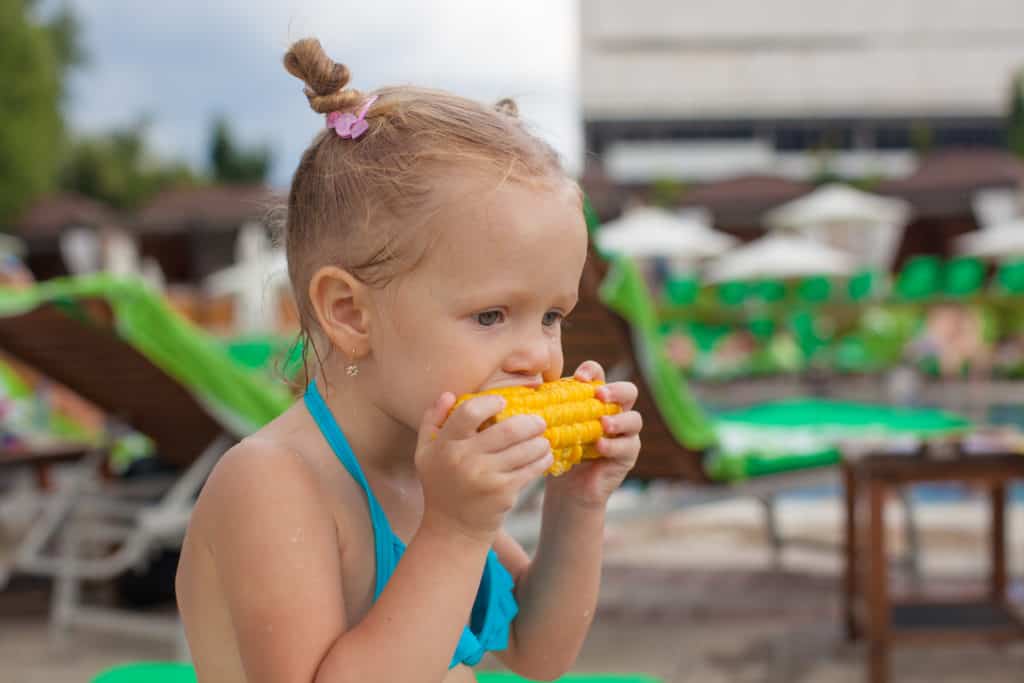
left=91, top=663, right=660, bottom=683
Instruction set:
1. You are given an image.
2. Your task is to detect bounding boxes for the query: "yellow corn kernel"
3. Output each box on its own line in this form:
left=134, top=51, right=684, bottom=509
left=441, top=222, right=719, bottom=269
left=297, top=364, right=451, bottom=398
left=453, top=378, right=620, bottom=476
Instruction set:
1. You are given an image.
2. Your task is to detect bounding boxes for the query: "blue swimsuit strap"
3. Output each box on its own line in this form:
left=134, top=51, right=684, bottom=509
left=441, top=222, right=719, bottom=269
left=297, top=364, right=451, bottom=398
left=303, top=380, right=518, bottom=668
left=303, top=380, right=395, bottom=598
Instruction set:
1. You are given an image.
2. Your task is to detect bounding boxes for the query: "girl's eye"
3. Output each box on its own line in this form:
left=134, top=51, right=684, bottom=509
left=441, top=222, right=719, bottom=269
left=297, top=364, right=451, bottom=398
left=542, top=311, right=564, bottom=327
left=476, top=310, right=504, bottom=326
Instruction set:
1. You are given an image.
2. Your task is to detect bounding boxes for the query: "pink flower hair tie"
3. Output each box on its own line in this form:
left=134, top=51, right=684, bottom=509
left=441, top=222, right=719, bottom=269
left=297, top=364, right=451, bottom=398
left=326, top=94, right=378, bottom=140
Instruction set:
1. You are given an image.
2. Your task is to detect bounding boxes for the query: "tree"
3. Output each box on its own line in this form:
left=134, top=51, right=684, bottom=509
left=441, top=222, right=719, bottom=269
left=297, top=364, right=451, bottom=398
left=0, top=0, right=83, bottom=225
left=1008, top=68, right=1024, bottom=158
left=208, top=117, right=271, bottom=184
left=59, top=120, right=201, bottom=209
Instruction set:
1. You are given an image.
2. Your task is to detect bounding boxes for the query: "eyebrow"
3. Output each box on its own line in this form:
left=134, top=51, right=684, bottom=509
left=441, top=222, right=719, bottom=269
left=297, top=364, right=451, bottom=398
left=451, top=287, right=578, bottom=309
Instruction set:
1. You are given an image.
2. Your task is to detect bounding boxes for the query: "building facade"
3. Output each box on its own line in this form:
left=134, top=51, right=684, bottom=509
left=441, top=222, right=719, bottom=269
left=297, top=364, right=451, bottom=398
left=581, top=0, right=1024, bottom=183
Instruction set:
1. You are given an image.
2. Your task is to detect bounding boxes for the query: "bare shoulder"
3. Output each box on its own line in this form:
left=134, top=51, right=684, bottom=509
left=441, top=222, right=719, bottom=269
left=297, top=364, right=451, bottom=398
left=183, top=437, right=352, bottom=682
left=192, top=436, right=333, bottom=546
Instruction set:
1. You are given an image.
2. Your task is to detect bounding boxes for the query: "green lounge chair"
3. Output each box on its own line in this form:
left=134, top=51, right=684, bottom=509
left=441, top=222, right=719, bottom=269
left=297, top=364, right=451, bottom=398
left=0, top=274, right=292, bottom=647
left=597, top=257, right=969, bottom=484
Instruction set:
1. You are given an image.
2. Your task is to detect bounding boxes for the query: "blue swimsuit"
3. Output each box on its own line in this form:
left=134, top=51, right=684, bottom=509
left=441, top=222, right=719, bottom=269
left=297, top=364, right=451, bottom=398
left=304, top=381, right=519, bottom=669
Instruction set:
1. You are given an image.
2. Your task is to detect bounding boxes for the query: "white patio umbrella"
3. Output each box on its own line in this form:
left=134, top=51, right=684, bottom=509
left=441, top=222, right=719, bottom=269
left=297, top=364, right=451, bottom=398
left=955, top=219, right=1024, bottom=261
left=595, top=206, right=737, bottom=260
left=763, top=183, right=911, bottom=269
left=705, top=233, right=856, bottom=283
left=972, top=188, right=1022, bottom=228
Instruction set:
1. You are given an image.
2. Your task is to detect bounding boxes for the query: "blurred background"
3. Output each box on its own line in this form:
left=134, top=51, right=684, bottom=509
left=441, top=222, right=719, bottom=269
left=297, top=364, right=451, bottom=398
left=3, top=1, right=1024, bottom=681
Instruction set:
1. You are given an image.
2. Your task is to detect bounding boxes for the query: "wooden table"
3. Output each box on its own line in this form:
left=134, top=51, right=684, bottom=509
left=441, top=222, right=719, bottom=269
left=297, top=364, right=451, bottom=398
left=842, top=450, right=1024, bottom=683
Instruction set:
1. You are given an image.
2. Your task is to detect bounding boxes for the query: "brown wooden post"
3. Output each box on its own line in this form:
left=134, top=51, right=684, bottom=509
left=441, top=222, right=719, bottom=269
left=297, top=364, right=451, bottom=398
left=991, top=483, right=1007, bottom=604
left=843, top=461, right=860, bottom=641
left=867, top=478, right=890, bottom=683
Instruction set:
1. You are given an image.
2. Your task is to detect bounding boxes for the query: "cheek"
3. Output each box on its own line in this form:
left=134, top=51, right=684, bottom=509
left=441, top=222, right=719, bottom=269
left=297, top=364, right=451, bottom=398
left=548, top=336, right=565, bottom=379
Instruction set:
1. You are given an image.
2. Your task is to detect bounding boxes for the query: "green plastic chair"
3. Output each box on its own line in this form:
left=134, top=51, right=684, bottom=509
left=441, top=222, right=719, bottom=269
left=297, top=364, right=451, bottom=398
left=91, top=664, right=660, bottom=683
left=788, top=309, right=831, bottom=360
left=663, top=275, right=699, bottom=306
left=995, top=260, right=1024, bottom=294
left=748, top=317, right=776, bottom=341
left=943, top=257, right=985, bottom=298
left=847, top=269, right=878, bottom=302
left=717, top=280, right=748, bottom=307
left=750, top=279, right=787, bottom=303
left=797, top=276, right=831, bottom=304
left=895, top=255, right=943, bottom=301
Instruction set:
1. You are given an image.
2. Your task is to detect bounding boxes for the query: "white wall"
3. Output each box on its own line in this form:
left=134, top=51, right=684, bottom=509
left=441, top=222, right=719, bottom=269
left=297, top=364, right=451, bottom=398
left=581, top=0, right=1024, bottom=119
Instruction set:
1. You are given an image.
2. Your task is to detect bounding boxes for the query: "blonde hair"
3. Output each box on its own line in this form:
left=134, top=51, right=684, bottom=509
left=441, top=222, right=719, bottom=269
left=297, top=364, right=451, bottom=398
left=281, top=38, right=570, bottom=379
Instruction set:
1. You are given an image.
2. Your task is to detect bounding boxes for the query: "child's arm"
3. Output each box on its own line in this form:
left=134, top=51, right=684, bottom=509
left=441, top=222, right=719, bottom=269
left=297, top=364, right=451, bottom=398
left=196, top=392, right=553, bottom=683
left=196, top=442, right=490, bottom=683
left=492, top=363, right=642, bottom=679
left=490, top=497, right=605, bottom=680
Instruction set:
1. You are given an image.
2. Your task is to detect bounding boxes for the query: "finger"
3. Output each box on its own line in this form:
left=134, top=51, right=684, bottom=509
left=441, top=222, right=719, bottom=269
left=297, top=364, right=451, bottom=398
left=595, top=381, right=638, bottom=411
left=442, top=394, right=506, bottom=439
left=475, top=413, right=547, bottom=452
left=574, top=360, right=605, bottom=383
left=492, top=436, right=551, bottom=472
left=595, top=434, right=642, bottom=463
left=511, top=449, right=555, bottom=485
left=601, top=410, right=643, bottom=437
left=418, top=392, right=457, bottom=447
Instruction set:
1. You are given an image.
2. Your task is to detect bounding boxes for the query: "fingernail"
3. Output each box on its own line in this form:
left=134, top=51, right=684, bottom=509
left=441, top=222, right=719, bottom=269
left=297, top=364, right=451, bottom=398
left=535, top=416, right=547, bottom=430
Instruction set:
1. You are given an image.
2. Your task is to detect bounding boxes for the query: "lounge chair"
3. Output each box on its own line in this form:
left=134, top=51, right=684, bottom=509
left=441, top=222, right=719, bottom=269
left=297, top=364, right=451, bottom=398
left=0, top=274, right=291, bottom=645
left=508, top=248, right=971, bottom=565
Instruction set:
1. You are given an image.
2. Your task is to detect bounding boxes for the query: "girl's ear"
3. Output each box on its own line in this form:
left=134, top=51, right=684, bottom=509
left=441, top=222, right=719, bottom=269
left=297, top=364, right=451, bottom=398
left=308, top=265, right=372, bottom=358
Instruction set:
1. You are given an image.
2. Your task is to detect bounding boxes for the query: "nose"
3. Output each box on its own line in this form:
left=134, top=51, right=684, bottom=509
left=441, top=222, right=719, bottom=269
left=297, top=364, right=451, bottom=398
left=504, top=330, right=555, bottom=379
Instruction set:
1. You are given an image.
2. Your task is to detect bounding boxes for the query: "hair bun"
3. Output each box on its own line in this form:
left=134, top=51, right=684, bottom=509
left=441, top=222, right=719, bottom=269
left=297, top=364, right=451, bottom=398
left=284, top=37, right=361, bottom=114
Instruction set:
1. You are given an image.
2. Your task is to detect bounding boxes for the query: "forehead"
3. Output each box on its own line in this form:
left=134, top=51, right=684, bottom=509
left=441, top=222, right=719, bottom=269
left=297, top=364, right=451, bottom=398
left=417, top=175, right=588, bottom=296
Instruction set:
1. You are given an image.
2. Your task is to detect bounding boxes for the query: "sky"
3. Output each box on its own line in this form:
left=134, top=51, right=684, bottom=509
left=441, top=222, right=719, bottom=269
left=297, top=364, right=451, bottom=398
left=51, top=0, right=582, bottom=187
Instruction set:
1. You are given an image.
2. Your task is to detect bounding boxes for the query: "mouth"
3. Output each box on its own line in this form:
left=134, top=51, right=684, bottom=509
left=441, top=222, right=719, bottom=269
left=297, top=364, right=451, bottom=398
left=482, top=378, right=544, bottom=392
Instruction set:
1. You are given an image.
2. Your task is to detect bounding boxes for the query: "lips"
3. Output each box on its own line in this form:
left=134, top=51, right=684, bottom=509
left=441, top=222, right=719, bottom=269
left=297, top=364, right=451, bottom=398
left=480, top=378, right=543, bottom=392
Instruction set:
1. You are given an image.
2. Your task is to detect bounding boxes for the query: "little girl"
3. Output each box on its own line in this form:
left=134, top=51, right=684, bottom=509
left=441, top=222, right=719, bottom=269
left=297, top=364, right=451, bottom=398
left=175, top=37, right=642, bottom=683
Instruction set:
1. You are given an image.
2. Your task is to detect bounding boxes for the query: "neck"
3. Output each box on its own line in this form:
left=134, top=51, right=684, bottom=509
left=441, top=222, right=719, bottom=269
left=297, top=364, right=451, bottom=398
left=313, top=375, right=419, bottom=479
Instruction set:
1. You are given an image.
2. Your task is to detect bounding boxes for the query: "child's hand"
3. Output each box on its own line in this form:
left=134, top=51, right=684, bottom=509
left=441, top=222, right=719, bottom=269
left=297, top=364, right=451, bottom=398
left=415, top=392, right=554, bottom=544
left=546, top=361, right=641, bottom=508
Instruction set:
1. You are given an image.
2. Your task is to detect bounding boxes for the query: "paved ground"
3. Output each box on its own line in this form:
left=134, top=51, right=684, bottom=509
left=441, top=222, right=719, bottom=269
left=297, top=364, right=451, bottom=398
left=4, top=497, right=1024, bottom=682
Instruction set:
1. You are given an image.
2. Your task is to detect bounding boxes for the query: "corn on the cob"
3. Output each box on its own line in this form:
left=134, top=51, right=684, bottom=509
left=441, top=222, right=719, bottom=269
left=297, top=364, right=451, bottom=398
left=452, top=378, right=619, bottom=476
